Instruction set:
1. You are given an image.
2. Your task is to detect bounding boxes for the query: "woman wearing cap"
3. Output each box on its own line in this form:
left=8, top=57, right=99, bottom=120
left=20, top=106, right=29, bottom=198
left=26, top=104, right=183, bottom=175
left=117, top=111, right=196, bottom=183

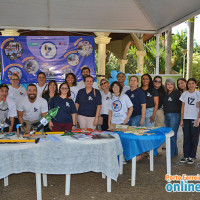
left=75, top=75, right=102, bottom=129
left=99, top=78, right=111, bottom=131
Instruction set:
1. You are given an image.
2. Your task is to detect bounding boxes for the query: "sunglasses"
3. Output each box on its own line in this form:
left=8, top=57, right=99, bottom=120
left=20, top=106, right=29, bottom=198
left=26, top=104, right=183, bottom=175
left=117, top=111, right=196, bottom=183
left=154, top=80, right=161, bottom=83
left=100, top=82, right=107, bottom=86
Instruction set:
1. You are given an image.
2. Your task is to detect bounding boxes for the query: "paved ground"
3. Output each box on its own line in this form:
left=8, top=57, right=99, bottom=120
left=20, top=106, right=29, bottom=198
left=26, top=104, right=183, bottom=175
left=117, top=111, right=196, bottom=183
left=1, top=128, right=200, bottom=200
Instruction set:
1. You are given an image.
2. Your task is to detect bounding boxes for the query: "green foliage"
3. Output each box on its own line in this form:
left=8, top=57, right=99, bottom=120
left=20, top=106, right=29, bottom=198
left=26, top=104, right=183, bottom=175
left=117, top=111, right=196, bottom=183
left=192, top=52, right=200, bottom=86
left=95, top=31, right=200, bottom=80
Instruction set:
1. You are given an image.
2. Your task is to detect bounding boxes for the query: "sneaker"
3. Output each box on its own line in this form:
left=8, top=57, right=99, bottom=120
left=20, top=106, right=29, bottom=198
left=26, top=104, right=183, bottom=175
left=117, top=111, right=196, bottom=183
left=187, top=158, right=194, bottom=165
left=180, top=158, right=189, bottom=163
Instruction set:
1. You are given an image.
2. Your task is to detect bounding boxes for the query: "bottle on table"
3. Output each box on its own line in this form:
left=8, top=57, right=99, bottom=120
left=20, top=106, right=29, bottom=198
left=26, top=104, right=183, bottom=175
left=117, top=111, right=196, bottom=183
left=31, top=106, right=60, bottom=134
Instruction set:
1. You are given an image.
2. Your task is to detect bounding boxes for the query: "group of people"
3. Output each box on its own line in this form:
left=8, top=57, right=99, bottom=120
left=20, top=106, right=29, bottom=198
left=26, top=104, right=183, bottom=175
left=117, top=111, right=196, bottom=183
left=0, top=67, right=200, bottom=164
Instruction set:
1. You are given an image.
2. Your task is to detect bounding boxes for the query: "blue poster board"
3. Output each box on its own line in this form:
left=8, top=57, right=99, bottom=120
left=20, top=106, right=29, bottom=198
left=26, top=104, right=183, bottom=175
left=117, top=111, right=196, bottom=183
left=0, top=36, right=95, bottom=84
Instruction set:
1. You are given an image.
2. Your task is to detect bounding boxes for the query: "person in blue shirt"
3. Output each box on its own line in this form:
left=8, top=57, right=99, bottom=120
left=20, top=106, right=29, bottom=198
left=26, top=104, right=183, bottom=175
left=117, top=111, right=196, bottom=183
left=49, top=82, right=77, bottom=131
left=75, top=75, right=102, bottom=129
left=126, top=75, right=146, bottom=126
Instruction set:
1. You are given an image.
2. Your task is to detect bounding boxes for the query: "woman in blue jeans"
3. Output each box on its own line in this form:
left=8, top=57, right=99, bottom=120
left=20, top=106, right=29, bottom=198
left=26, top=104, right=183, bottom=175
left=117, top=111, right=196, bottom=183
left=140, top=74, right=159, bottom=127
left=163, top=79, right=181, bottom=158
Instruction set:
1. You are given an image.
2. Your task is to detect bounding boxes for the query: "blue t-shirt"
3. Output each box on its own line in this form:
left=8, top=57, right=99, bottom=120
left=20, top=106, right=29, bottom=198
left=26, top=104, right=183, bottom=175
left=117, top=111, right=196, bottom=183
left=49, top=96, right=77, bottom=123
left=126, top=88, right=146, bottom=117
left=75, top=88, right=102, bottom=117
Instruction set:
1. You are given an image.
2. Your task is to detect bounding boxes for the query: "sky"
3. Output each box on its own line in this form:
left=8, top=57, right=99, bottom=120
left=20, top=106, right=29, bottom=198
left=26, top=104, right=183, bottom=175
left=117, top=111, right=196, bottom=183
left=172, top=14, right=200, bottom=45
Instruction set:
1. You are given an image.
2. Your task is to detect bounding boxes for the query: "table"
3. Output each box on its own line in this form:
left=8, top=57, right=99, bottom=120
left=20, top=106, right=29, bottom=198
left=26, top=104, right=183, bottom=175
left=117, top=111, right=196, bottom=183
left=117, top=127, right=174, bottom=186
left=0, top=134, right=123, bottom=200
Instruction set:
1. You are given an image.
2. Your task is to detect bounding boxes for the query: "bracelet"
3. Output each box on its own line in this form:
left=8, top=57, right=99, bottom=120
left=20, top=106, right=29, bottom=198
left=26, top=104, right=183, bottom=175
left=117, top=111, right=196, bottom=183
left=72, top=125, right=76, bottom=127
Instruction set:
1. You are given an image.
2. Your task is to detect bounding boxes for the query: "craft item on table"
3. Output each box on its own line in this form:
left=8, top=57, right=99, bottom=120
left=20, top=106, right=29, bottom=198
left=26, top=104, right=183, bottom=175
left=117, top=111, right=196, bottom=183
left=71, top=134, right=91, bottom=140
left=30, top=106, right=60, bottom=135
left=92, top=134, right=115, bottom=139
left=108, top=124, right=129, bottom=132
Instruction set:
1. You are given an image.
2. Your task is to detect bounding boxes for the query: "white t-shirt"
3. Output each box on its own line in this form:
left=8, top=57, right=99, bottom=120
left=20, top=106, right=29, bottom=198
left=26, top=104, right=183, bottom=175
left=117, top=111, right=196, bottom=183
left=77, top=80, right=99, bottom=90
left=109, top=94, right=133, bottom=124
left=36, top=84, right=47, bottom=97
left=17, top=96, right=48, bottom=121
left=8, top=85, right=27, bottom=108
left=100, top=91, right=111, bottom=115
left=70, top=86, right=79, bottom=102
left=122, top=85, right=130, bottom=94
left=180, top=90, right=200, bottom=119
left=0, top=97, right=17, bottom=127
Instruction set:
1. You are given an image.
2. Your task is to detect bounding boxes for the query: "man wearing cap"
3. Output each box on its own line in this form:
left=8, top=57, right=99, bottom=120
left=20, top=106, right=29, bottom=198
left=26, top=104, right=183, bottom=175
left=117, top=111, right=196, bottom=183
left=17, top=83, right=48, bottom=132
left=0, top=84, right=17, bottom=132
left=117, top=72, right=130, bottom=94
left=77, top=67, right=99, bottom=90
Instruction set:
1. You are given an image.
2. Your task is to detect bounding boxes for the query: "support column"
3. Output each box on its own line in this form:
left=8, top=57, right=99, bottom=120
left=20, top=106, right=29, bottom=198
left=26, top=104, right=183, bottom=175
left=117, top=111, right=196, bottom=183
left=155, top=34, right=161, bottom=75
left=94, top=32, right=111, bottom=82
left=165, top=29, right=172, bottom=74
left=1, top=29, right=20, bottom=36
left=136, top=51, right=146, bottom=74
left=186, top=19, right=194, bottom=79
left=118, top=59, right=128, bottom=73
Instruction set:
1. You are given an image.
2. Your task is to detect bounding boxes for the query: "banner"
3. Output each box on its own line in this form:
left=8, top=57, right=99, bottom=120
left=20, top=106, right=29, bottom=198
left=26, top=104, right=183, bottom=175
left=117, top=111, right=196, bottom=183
left=0, top=36, right=95, bottom=84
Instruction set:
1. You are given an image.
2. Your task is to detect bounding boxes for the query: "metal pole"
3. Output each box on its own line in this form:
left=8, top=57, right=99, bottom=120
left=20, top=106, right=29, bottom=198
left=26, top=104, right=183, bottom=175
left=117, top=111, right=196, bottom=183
left=155, top=34, right=161, bottom=75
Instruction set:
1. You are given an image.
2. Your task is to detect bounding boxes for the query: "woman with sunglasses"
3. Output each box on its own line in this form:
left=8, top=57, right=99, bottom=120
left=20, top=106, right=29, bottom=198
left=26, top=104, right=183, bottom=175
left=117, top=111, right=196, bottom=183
left=141, top=74, right=159, bottom=127
left=126, top=76, right=146, bottom=126
left=99, top=78, right=111, bottom=131
left=65, top=73, right=79, bottom=102
left=75, top=75, right=102, bottom=129
left=163, top=79, right=181, bottom=158
left=49, top=82, right=77, bottom=131
left=8, top=73, right=27, bottom=131
left=153, top=76, right=166, bottom=127
left=108, top=81, right=133, bottom=128
left=177, top=78, right=188, bottom=95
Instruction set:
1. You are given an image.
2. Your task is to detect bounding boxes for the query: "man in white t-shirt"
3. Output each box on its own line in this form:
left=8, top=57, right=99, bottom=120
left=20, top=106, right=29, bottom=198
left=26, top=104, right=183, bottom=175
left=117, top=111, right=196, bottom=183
left=36, top=72, right=47, bottom=96
left=117, top=72, right=130, bottom=94
left=0, top=84, right=17, bottom=132
left=18, top=84, right=48, bottom=132
left=77, top=67, right=98, bottom=90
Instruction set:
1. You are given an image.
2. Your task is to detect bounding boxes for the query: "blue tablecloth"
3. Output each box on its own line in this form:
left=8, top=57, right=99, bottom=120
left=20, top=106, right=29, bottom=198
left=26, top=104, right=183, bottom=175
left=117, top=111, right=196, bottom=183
left=116, top=127, right=172, bottom=161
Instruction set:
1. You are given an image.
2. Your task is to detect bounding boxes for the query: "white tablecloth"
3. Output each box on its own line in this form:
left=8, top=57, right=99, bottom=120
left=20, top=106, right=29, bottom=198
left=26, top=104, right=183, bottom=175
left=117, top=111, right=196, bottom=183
left=0, top=134, right=123, bottom=181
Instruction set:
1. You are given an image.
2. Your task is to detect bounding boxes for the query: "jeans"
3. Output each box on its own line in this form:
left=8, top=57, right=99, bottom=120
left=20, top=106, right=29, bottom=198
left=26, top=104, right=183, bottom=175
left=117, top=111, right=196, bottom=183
left=165, top=113, right=181, bottom=158
left=129, top=115, right=141, bottom=126
left=101, top=114, right=108, bottom=131
left=145, top=107, right=155, bottom=127
left=183, top=119, right=199, bottom=159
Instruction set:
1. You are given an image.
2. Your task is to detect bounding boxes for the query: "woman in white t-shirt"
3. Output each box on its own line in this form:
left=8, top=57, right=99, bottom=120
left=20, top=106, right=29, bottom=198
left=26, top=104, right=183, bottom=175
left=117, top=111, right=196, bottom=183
left=99, top=78, right=111, bottom=131
left=8, top=73, right=27, bottom=131
left=108, top=81, right=133, bottom=128
left=180, top=78, right=200, bottom=164
left=65, top=73, right=79, bottom=102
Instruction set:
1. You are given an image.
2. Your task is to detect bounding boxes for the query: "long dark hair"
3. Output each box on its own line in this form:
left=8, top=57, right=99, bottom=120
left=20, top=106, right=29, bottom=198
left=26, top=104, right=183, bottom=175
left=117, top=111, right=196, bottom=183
left=65, top=73, right=77, bottom=86
left=177, top=78, right=188, bottom=93
left=140, top=74, right=154, bottom=92
left=59, top=82, right=71, bottom=98
left=153, top=75, right=165, bottom=95
left=44, top=80, right=58, bottom=96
